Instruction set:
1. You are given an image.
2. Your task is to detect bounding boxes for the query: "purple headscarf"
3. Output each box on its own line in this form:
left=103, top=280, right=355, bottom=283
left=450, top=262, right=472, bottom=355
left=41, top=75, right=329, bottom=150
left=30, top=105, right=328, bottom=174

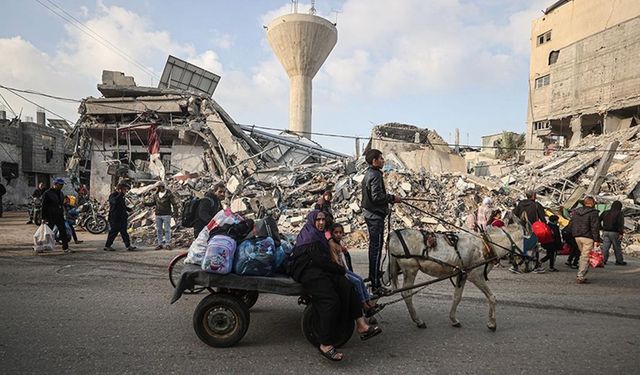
left=295, top=210, right=329, bottom=250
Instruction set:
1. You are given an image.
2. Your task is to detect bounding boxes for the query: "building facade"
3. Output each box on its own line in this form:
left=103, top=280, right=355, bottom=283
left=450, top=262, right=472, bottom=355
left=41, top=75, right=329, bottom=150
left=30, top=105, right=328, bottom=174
left=526, top=0, right=640, bottom=155
left=0, top=111, right=66, bottom=206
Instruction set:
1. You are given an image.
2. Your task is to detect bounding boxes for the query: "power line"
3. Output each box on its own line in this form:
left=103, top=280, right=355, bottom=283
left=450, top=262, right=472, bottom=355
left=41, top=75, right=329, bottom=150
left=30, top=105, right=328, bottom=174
left=2, top=83, right=639, bottom=153
left=0, top=85, right=75, bottom=124
left=35, top=0, right=159, bottom=81
left=239, top=123, right=640, bottom=153
left=0, top=91, right=17, bottom=117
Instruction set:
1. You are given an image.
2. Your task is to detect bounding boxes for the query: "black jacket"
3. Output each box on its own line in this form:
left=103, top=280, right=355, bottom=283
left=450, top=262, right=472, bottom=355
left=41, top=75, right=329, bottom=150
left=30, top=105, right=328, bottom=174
left=361, top=166, right=395, bottom=218
left=512, top=199, right=546, bottom=223
left=600, top=210, right=624, bottom=234
left=32, top=188, right=46, bottom=198
left=153, top=189, right=178, bottom=216
left=193, top=193, right=221, bottom=236
left=289, top=241, right=345, bottom=282
left=571, top=207, right=601, bottom=241
left=42, top=188, right=65, bottom=222
left=542, top=222, right=562, bottom=251
left=108, top=191, right=130, bottom=223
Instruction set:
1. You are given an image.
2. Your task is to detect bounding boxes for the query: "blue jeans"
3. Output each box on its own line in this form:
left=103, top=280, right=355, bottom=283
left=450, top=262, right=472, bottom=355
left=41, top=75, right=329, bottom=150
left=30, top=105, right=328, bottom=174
left=346, top=270, right=370, bottom=303
left=365, top=215, right=385, bottom=289
left=602, top=231, right=624, bottom=264
left=155, top=215, right=172, bottom=245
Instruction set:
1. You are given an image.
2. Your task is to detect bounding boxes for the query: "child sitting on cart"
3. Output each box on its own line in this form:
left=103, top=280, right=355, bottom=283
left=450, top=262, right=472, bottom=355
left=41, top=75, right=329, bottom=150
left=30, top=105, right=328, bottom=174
left=329, top=223, right=382, bottom=318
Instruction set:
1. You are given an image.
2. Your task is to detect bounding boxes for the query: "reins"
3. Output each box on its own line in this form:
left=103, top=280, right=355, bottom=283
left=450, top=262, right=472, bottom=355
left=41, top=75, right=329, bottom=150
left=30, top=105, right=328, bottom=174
left=398, top=201, right=536, bottom=261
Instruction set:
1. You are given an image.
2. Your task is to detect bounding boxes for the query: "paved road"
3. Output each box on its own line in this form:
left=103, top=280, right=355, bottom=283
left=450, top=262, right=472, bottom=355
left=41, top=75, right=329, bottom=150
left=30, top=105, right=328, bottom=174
left=1, top=212, right=639, bottom=374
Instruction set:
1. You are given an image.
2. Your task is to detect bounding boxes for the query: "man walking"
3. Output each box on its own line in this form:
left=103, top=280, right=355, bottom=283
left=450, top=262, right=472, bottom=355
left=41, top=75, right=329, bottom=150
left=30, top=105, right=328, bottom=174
left=104, top=182, right=136, bottom=252
left=193, top=182, right=225, bottom=238
left=42, top=178, right=71, bottom=253
left=153, top=181, right=179, bottom=250
left=600, top=200, right=626, bottom=265
left=571, top=196, right=601, bottom=284
left=361, top=149, right=401, bottom=293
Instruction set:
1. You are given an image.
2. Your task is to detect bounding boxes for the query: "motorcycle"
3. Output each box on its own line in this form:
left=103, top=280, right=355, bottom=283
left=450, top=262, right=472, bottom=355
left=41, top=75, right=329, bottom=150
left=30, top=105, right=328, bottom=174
left=77, top=199, right=108, bottom=234
left=29, top=197, right=42, bottom=225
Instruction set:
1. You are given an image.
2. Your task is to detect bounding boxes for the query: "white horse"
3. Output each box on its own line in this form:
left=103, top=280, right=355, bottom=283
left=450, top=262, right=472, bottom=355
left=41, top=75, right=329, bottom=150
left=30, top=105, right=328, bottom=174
left=388, top=218, right=532, bottom=331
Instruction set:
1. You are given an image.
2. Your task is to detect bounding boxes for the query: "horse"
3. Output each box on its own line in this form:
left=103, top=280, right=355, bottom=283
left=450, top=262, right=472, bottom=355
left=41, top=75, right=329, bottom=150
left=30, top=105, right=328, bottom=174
left=387, top=217, right=533, bottom=331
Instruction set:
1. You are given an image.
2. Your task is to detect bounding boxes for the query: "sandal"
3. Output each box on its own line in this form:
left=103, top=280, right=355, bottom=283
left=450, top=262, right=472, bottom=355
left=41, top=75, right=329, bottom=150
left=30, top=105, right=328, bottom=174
left=359, top=325, right=382, bottom=341
left=364, top=304, right=384, bottom=318
left=318, top=346, right=343, bottom=361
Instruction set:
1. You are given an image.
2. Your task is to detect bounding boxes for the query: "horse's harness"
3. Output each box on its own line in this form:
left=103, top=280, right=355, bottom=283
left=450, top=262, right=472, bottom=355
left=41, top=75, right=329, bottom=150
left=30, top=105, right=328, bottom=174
left=391, top=222, right=533, bottom=288
left=392, top=229, right=469, bottom=287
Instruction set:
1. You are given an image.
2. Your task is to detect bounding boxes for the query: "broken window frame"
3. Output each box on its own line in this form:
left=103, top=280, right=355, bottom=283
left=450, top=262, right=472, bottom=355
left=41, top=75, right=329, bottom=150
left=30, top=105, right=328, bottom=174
left=535, top=74, right=550, bottom=89
left=536, top=30, right=552, bottom=46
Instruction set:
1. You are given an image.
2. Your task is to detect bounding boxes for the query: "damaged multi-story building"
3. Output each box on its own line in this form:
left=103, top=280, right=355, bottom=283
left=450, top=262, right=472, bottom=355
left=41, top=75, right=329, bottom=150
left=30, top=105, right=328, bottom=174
left=0, top=109, right=69, bottom=206
left=526, top=0, right=640, bottom=155
left=67, top=56, right=348, bottom=201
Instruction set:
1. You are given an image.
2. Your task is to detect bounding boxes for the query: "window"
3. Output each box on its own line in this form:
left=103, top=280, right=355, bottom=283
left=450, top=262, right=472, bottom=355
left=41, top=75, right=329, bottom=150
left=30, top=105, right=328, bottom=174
left=533, top=121, right=551, bottom=131
left=537, top=30, right=552, bottom=46
left=548, top=50, right=559, bottom=65
left=535, top=74, right=550, bottom=88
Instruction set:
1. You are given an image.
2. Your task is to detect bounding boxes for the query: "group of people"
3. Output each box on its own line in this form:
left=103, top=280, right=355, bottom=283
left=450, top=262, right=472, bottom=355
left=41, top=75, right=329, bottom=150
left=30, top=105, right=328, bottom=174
left=472, top=190, right=627, bottom=284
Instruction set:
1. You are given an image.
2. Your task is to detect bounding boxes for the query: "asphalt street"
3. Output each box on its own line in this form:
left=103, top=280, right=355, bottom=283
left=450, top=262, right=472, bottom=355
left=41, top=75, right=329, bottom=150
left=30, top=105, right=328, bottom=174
left=1, top=212, right=639, bottom=374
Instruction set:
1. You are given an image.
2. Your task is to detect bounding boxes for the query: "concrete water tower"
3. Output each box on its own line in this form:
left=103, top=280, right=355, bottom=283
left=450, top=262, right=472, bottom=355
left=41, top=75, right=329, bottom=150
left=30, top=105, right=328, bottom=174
left=266, top=6, right=337, bottom=139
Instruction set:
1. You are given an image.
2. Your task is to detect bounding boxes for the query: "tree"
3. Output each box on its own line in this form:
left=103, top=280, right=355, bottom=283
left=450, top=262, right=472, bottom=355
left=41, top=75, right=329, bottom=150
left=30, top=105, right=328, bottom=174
left=496, top=131, right=525, bottom=159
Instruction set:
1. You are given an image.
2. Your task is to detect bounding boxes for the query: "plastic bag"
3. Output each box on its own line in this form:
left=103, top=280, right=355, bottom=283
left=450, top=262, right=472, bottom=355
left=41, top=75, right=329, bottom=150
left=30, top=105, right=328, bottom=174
left=202, top=235, right=236, bottom=274
left=589, top=247, right=604, bottom=268
left=206, top=208, right=244, bottom=232
left=234, top=237, right=276, bottom=276
left=559, top=242, right=572, bottom=256
left=185, top=226, right=210, bottom=265
left=33, top=224, right=55, bottom=252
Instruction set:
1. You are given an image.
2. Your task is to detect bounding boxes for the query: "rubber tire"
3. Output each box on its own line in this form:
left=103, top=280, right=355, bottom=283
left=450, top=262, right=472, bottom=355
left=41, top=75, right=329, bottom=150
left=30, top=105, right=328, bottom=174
left=168, top=252, right=206, bottom=294
left=301, top=304, right=354, bottom=348
left=193, top=294, right=250, bottom=348
left=85, top=216, right=108, bottom=234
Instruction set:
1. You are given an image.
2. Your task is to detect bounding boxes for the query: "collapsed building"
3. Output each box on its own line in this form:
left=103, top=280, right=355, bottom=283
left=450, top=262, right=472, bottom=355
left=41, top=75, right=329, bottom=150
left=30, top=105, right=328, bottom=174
left=365, top=123, right=466, bottom=174
left=66, top=56, right=348, bottom=201
left=526, top=0, right=640, bottom=155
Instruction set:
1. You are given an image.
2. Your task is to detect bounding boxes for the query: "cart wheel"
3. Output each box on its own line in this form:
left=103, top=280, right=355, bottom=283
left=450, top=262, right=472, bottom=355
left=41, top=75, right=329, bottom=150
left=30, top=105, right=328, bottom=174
left=301, top=304, right=354, bottom=348
left=219, top=289, right=259, bottom=309
left=193, top=294, right=250, bottom=348
left=168, top=252, right=206, bottom=294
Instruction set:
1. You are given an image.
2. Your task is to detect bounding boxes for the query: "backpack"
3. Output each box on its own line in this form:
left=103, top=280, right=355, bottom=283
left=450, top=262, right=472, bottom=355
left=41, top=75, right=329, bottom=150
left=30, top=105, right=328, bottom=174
left=181, top=196, right=205, bottom=228
left=532, top=221, right=554, bottom=245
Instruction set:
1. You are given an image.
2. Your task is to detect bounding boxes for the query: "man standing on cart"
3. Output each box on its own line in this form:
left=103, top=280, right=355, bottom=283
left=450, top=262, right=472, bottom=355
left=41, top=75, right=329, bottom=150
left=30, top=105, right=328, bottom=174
left=361, top=149, right=401, bottom=294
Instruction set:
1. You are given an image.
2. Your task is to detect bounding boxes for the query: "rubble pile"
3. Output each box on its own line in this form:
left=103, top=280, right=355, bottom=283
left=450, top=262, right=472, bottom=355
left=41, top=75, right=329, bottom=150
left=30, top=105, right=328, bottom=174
left=122, top=126, right=639, bottom=255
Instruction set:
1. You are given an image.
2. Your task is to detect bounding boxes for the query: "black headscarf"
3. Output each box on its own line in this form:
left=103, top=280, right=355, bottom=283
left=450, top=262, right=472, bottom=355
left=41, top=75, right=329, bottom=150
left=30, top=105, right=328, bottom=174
left=295, top=210, right=329, bottom=250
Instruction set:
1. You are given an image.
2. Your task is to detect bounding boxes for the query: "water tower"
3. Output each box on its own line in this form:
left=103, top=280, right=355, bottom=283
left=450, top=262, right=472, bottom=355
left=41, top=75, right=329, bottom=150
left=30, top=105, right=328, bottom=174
left=266, top=6, right=337, bottom=139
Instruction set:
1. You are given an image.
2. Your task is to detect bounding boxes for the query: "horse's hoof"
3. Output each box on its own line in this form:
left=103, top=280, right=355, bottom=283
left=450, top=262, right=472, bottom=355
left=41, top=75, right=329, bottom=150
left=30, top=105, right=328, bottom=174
left=417, top=322, right=427, bottom=329
left=451, top=322, right=462, bottom=328
left=487, top=325, right=497, bottom=332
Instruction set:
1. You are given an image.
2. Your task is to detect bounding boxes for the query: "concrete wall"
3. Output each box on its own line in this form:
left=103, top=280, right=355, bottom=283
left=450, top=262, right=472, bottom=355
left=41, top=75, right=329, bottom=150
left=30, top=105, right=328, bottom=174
left=171, top=143, right=205, bottom=174
left=0, top=120, right=65, bottom=207
left=21, top=122, right=66, bottom=174
left=526, top=3, right=640, bottom=155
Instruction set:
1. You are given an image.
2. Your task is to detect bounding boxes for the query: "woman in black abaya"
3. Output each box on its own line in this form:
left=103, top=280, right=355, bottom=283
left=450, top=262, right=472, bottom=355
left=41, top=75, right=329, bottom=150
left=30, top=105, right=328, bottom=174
left=289, top=210, right=381, bottom=361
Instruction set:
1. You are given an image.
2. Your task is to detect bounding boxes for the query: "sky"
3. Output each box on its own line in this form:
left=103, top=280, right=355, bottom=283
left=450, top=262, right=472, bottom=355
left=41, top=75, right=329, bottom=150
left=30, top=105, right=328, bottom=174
left=0, top=0, right=550, bottom=155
